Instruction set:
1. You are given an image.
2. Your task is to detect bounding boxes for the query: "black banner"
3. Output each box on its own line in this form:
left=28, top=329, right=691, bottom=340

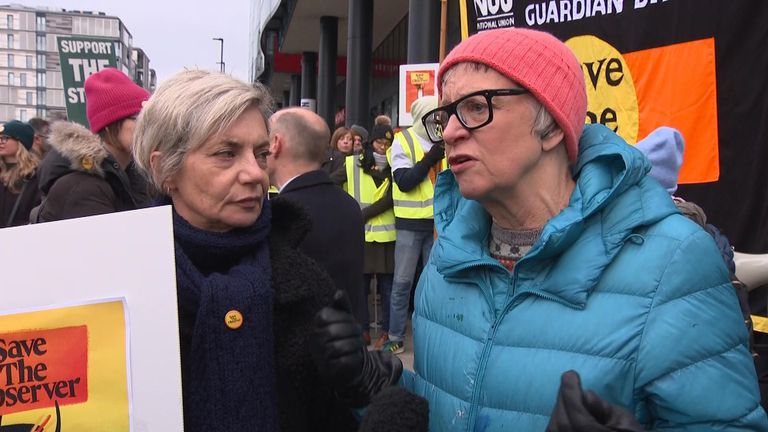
left=460, top=0, right=768, bottom=253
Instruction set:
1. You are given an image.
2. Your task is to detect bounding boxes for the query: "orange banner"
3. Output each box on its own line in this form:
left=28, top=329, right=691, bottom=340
left=0, top=326, right=88, bottom=415
left=624, top=38, right=719, bottom=184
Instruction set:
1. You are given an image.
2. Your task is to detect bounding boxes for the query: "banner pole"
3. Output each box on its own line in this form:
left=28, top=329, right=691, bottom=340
left=440, top=0, right=448, bottom=62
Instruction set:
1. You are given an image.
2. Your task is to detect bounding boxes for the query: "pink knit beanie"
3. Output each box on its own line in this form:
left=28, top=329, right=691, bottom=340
left=85, top=68, right=150, bottom=133
left=438, top=28, right=587, bottom=162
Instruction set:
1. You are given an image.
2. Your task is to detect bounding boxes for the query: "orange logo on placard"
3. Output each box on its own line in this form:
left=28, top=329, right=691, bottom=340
left=0, top=326, right=88, bottom=415
left=405, top=70, right=436, bottom=114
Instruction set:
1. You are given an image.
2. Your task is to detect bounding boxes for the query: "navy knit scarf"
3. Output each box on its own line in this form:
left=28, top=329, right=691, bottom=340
left=172, top=199, right=276, bottom=432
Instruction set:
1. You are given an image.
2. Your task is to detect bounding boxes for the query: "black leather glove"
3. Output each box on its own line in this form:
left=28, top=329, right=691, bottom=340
left=311, top=290, right=403, bottom=408
left=546, top=370, right=643, bottom=432
left=422, top=143, right=445, bottom=165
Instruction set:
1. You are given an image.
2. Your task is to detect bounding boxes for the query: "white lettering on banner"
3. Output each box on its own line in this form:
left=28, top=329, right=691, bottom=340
left=524, top=0, right=624, bottom=26
left=473, top=0, right=516, bottom=30
left=474, top=0, right=514, bottom=17
left=67, top=87, right=86, bottom=103
left=59, top=40, right=113, bottom=55
left=68, top=58, right=111, bottom=82
left=634, top=0, right=670, bottom=9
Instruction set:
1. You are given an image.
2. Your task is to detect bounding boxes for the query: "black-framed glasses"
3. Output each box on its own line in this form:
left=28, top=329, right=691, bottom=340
left=421, top=88, right=530, bottom=143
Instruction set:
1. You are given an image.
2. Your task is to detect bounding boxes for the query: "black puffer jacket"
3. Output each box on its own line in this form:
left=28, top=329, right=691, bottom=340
left=33, top=122, right=150, bottom=223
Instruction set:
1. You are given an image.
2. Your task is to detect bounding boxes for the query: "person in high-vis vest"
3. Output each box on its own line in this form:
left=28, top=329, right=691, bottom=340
left=332, top=123, right=397, bottom=349
left=381, top=95, right=445, bottom=355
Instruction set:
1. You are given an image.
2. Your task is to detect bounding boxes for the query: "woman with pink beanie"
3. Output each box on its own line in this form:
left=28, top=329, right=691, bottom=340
left=314, top=27, right=768, bottom=430
left=33, top=68, right=151, bottom=222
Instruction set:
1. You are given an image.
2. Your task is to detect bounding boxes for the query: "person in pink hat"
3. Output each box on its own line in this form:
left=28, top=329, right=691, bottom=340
left=313, top=28, right=767, bottom=430
left=32, top=68, right=151, bottom=222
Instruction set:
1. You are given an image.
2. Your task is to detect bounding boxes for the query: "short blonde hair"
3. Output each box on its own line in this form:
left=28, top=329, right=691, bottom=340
left=133, top=70, right=274, bottom=193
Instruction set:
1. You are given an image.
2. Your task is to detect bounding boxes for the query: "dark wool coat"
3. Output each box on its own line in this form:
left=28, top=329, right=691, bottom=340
left=268, top=198, right=360, bottom=431
left=174, top=197, right=359, bottom=432
left=0, top=172, right=41, bottom=227
left=34, top=122, right=150, bottom=223
left=278, top=169, right=367, bottom=329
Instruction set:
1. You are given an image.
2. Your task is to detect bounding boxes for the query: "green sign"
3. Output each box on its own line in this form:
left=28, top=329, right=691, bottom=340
left=56, top=36, right=118, bottom=128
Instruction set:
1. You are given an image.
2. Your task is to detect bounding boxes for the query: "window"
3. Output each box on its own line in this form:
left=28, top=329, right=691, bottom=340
left=19, top=73, right=26, bottom=87
left=36, top=54, right=45, bottom=69
left=36, top=35, right=45, bottom=51
left=7, top=34, right=13, bottom=49
left=37, top=89, right=45, bottom=105
left=6, top=14, right=12, bottom=30
left=36, top=71, right=45, bottom=87
left=7, top=54, right=12, bottom=68
left=26, top=55, right=32, bottom=68
left=7, top=72, right=14, bottom=86
left=20, top=109, right=27, bottom=122
left=36, top=107, right=45, bottom=117
left=26, top=91, right=32, bottom=105
left=36, top=15, right=46, bottom=31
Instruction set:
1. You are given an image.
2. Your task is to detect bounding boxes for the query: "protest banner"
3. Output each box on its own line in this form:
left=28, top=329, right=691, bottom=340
left=457, top=0, right=768, bottom=251
left=398, top=63, right=439, bottom=127
left=56, top=36, right=118, bottom=128
left=0, top=207, right=182, bottom=430
left=0, top=300, right=129, bottom=430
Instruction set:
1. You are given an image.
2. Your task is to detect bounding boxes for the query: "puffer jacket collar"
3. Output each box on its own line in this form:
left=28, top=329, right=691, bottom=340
left=38, top=122, right=113, bottom=194
left=432, top=124, right=679, bottom=308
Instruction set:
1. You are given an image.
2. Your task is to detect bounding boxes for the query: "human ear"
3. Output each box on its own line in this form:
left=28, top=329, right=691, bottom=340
left=269, top=135, right=282, bottom=159
left=150, top=151, right=174, bottom=194
left=541, top=128, right=565, bottom=153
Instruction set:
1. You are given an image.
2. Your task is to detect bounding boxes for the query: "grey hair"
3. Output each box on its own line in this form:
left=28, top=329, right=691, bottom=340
left=530, top=99, right=559, bottom=142
left=132, top=69, right=274, bottom=193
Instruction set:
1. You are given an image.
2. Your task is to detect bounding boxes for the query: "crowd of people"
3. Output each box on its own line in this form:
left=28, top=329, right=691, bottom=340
left=1, top=26, right=767, bottom=431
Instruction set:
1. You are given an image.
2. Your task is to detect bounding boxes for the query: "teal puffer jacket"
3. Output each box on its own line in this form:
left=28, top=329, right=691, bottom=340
left=402, top=125, right=767, bottom=431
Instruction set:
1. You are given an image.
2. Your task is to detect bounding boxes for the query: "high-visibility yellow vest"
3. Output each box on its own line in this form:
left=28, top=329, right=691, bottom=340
left=344, top=155, right=396, bottom=243
left=268, top=185, right=279, bottom=200
left=387, top=128, right=445, bottom=220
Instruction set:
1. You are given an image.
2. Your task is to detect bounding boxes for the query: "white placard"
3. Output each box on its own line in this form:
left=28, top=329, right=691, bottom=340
left=300, top=98, right=317, bottom=112
left=398, top=63, right=440, bottom=127
left=0, top=206, right=182, bottom=431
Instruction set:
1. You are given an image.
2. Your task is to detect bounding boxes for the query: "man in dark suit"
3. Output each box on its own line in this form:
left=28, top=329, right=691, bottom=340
left=267, top=108, right=368, bottom=342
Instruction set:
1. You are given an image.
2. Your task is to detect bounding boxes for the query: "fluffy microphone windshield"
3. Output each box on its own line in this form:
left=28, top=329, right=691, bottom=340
left=358, top=387, right=429, bottom=432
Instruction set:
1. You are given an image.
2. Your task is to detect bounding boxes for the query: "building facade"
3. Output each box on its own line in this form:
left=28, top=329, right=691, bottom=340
left=249, top=0, right=455, bottom=132
left=132, top=47, right=155, bottom=91
left=0, top=4, right=153, bottom=122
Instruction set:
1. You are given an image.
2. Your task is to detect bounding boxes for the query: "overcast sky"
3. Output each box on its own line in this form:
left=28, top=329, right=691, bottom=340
left=18, top=0, right=252, bottom=84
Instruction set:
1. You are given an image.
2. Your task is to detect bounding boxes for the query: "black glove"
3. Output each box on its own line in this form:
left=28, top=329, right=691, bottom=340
left=422, top=143, right=445, bottom=165
left=546, top=370, right=643, bottom=432
left=311, top=290, right=403, bottom=408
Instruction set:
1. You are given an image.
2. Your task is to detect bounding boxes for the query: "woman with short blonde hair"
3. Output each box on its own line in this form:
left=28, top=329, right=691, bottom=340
left=133, top=70, right=273, bottom=195
left=133, top=69, right=400, bottom=431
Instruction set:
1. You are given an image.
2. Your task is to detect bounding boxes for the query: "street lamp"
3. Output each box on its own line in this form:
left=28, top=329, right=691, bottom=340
left=212, top=37, right=225, bottom=73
